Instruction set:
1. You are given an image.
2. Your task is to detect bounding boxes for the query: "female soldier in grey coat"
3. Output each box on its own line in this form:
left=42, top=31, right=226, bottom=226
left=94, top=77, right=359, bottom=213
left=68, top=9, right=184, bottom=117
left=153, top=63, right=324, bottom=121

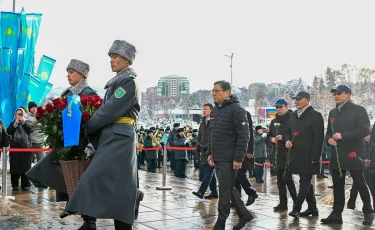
left=65, top=40, right=143, bottom=230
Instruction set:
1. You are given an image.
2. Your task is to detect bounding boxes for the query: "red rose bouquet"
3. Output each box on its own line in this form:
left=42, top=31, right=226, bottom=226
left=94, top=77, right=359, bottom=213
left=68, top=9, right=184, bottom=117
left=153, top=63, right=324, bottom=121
left=36, top=95, right=103, bottom=161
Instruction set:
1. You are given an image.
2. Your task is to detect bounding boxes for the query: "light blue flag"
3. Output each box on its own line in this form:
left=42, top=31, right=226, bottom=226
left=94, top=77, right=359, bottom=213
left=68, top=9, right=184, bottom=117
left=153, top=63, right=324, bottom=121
left=62, top=95, right=82, bottom=147
left=15, top=48, right=25, bottom=108
left=1, top=12, right=20, bottom=116
left=18, top=72, right=30, bottom=107
left=26, top=75, right=41, bottom=105
left=0, top=48, right=13, bottom=126
left=18, top=8, right=27, bottom=49
left=23, top=13, right=42, bottom=74
left=38, top=82, right=53, bottom=105
left=34, top=55, right=55, bottom=103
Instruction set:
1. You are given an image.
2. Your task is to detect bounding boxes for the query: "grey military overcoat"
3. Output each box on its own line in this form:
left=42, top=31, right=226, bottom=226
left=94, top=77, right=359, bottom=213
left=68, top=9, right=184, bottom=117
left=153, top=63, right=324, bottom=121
left=66, top=68, right=140, bottom=224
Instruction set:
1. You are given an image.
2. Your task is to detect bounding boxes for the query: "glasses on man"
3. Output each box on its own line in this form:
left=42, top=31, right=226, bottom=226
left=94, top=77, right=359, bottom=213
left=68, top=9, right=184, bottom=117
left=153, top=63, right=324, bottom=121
left=332, top=92, right=346, bottom=96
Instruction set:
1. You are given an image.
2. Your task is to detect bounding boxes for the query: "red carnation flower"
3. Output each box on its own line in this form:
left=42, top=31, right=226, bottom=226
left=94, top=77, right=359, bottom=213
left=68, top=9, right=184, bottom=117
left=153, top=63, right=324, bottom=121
left=45, top=104, right=54, bottom=113
left=82, top=111, right=91, bottom=121
left=293, top=132, right=299, bottom=137
left=81, top=98, right=88, bottom=106
left=348, top=151, right=357, bottom=159
left=53, top=98, right=63, bottom=107
left=59, top=103, right=67, bottom=111
left=330, top=118, right=335, bottom=122
left=37, top=106, right=44, bottom=115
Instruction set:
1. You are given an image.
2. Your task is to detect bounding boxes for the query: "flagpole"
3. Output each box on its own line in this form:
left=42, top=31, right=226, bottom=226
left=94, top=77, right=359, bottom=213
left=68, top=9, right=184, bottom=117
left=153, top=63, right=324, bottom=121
left=13, top=0, right=16, bottom=12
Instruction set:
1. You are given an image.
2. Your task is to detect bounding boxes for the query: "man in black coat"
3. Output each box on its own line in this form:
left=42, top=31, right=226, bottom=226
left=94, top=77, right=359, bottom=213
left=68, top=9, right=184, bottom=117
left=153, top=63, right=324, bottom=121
left=207, top=81, right=253, bottom=230
left=268, top=99, right=297, bottom=211
left=286, top=91, right=324, bottom=219
left=192, top=103, right=218, bottom=199
left=234, top=111, right=258, bottom=206
left=321, top=85, right=373, bottom=225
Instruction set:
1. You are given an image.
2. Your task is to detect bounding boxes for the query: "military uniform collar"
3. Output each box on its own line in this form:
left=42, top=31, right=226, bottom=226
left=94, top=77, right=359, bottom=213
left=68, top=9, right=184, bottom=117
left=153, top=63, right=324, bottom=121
left=105, top=68, right=137, bottom=89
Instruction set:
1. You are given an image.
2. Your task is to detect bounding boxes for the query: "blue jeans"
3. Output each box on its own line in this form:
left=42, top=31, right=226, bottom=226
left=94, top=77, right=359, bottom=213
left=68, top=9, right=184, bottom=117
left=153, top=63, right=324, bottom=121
left=198, top=164, right=218, bottom=195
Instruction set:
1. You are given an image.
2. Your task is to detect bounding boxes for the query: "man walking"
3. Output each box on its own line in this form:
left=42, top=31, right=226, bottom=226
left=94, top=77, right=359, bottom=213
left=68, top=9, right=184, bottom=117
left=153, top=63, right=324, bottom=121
left=286, top=91, right=324, bottom=219
left=192, top=103, right=218, bottom=199
left=208, top=80, right=253, bottom=230
left=321, top=85, right=373, bottom=225
left=268, top=99, right=297, bottom=211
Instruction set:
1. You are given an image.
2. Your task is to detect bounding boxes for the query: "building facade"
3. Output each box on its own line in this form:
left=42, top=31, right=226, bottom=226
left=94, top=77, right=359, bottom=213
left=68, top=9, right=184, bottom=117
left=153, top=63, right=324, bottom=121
left=157, top=75, right=190, bottom=97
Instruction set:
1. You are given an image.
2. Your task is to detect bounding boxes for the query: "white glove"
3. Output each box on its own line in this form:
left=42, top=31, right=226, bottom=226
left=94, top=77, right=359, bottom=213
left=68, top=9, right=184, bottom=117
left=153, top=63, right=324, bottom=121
left=184, top=140, right=190, bottom=145
left=85, top=143, right=96, bottom=157
left=262, top=133, right=267, bottom=138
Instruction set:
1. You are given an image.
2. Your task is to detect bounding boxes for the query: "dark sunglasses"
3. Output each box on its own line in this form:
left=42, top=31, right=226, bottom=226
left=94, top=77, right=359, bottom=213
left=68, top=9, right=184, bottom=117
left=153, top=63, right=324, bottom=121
left=332, top=92, right=347, bottom=96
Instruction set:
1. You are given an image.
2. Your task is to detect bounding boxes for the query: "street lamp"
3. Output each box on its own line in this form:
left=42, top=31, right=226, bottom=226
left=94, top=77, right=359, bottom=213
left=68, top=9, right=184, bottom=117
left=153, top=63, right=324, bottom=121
left=224, top=53, right=234, bottom=85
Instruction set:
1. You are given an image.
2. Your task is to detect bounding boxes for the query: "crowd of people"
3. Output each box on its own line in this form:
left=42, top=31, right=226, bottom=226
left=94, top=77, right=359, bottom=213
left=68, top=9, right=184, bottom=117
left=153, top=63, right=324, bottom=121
left=0, top=38, right=374, bottom=229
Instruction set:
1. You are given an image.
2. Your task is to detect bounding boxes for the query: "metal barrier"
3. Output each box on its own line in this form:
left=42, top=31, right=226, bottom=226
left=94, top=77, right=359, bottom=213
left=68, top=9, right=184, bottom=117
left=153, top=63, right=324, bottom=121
left=156, top=145, right=172, bottom=190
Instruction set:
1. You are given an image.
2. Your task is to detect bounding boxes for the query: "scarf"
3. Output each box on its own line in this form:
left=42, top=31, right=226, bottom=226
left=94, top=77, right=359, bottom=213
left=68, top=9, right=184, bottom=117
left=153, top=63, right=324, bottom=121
left=105, top=68, right=137, bottom=89
left=61, top=80, right=89, bottom=96
left=297, top=105, right=310, bottom=118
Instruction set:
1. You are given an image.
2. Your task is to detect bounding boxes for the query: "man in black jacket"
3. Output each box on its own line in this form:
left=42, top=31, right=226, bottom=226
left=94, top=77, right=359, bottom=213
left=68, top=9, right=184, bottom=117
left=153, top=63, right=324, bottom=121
left=321, top=85, right=373, bottom=225
left=234, top=111, right=258, bottom=206
left=207, top=81, right=253, bottom=230
left=268, top=99, right=297, bottom=211
left=192, top=103, right=218, bottom=199
left=286, top=91, right=324, bottom=219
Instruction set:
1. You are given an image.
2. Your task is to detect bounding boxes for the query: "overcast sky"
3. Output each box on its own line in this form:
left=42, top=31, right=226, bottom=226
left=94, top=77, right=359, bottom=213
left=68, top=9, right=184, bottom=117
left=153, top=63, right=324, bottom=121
left=2, top=0, right=375, bottom=92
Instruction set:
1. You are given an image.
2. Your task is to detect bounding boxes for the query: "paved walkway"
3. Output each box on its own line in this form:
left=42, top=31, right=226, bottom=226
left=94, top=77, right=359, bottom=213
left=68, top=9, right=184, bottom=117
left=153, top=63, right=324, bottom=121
left=0, top=162, right=373, bottom=229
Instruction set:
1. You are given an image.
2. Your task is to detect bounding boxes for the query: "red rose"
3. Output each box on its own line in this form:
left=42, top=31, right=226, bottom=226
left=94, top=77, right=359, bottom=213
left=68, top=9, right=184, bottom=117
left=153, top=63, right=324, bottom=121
left=37, top=106, right=44, bottom=115
left=99, top=98, right=103, bottom=104
left=330, top=118, right=335, bottom=122
left=45, top=104, right=54, bottom=113
left=81, top=98, right=88, bottom=106
left=82, top=111, right=91, bottom=121
left=80, top=95, right=87, bottom=101
left=293, top=132, right=299, bottom=137
left=36, top=114, right=42, bottom=121
left=348, top=151, right=357, bottom=159
left=59, top=103, right=67, bottom=111
left=87, top=100, right=94, bottom=106
left=94, top=103, right=101, bottom=109
left=53, top=98, right=63, bottom=107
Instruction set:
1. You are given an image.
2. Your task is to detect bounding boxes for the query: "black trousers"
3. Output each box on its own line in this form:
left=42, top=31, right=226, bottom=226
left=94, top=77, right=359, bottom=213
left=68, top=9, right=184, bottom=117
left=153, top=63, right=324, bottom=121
left=114, top=220, right=132, bottom=229
left=235, top=164, right=256, bottom=196
left=332, top=169, right=373, bottom=214
left=11, top=173, right=29, bottom=188
left=214, top=162, right=251, bottom=228
left=348, top=168, right=375, bottom=209
left=293, top=174, right=317, bottom=212
left=277, top=169, right=297, bottom=206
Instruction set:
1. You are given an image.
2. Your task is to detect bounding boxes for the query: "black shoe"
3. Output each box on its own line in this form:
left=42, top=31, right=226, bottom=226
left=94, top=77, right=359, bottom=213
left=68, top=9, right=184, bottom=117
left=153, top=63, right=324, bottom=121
left=288, top=210, right=299, bottom=218
left=300, top=209, right=319, bottom=217
left=59, top=209, right=76, bottom=219
left=321, top=213, right=343, bottom=224
left=12, top=187, right=19, bottom=191
left=192, top=191, right=204, bottom=199
left=21, top=187, right=29, bottom=191
left=246, top=193, right=258, bottom=206
left=347, top=201, right=355, bottom=210
left=78, top=222, right=96, bottom=230
left=363, top=212, right=374, bottom=226
left=135, top=190, right=144, bottom=220
left=204, top=193, right=218, bottom=199
left=233, top=214, right=253, bottom=230
left=273, top=204, right=288, bottom=211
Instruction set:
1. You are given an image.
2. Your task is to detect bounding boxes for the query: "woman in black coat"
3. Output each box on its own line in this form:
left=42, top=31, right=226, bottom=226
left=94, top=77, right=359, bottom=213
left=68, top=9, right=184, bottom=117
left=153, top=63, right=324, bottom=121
left=7, top=108, right=32, bottom=191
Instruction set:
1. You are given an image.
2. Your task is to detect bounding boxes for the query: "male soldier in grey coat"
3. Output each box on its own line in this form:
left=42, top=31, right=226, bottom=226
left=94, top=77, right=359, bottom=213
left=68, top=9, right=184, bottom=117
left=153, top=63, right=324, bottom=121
left=66, top=40, right=143, bottom=230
